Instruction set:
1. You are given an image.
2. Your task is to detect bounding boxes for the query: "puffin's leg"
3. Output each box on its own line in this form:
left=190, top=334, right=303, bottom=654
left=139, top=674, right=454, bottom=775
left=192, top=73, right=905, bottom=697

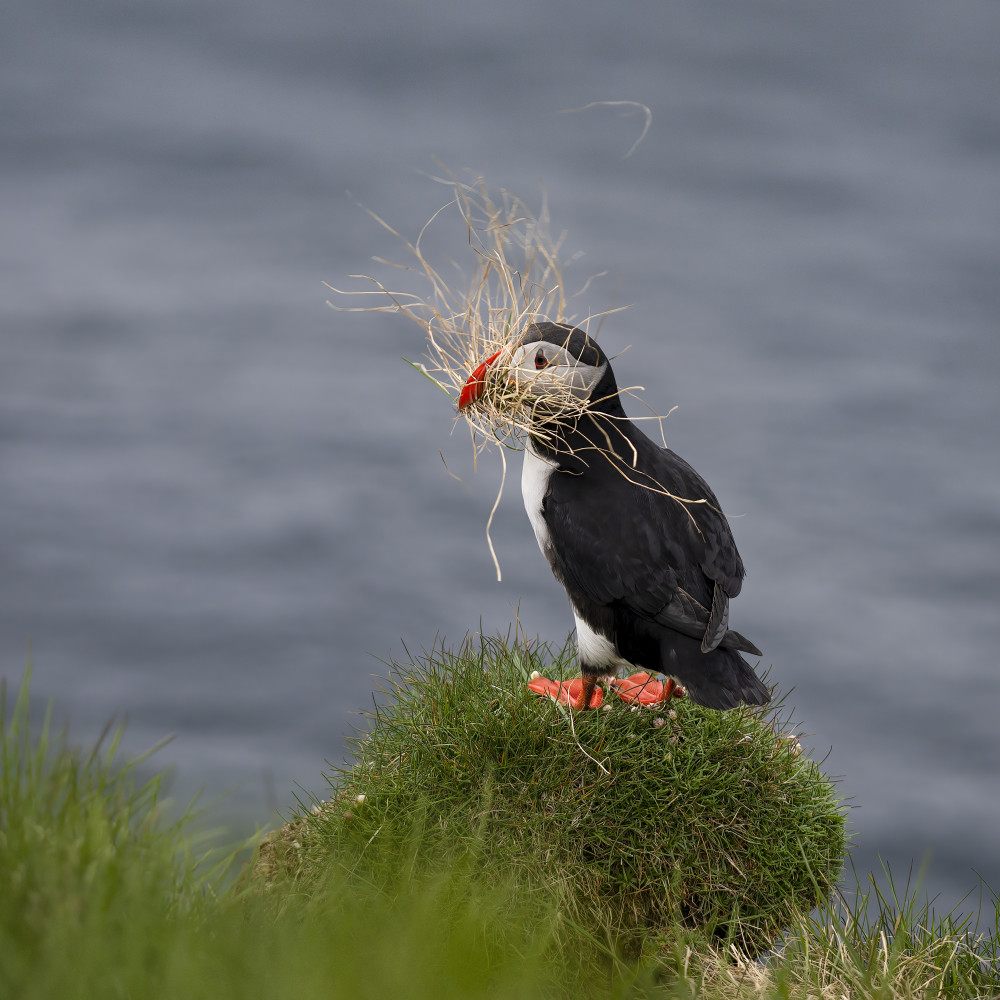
left=570, top=666, right=603, bottom=711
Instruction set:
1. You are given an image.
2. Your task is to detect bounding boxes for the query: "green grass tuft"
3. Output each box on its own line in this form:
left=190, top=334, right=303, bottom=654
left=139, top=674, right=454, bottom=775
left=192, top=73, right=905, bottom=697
left=0, top=670, right=210, bottom=997
left=251, top=632, right=848, bottom=959
left=2, top=657, right=997, bottom=998
left=0, top=669, right=589, bottom=999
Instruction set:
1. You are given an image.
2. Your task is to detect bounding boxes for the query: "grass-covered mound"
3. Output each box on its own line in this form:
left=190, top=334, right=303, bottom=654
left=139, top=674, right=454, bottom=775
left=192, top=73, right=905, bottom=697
left=253, top=633, right=847, bottom=957
left=4, top=665, right=996, bottom=998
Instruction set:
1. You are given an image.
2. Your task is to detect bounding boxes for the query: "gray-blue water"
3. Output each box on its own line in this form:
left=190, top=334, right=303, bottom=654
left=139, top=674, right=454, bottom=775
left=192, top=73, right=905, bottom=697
left=3, top=0, right=999, bottom=911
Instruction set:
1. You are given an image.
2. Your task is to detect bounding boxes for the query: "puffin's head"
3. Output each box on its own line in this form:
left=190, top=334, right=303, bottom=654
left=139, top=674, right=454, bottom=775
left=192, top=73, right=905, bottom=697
left=458, top=322, right=621, bottom=415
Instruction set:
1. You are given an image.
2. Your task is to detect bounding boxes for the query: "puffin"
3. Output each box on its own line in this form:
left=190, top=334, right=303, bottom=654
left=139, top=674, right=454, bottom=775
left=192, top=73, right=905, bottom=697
left=458, top=321, right=769, bottom=711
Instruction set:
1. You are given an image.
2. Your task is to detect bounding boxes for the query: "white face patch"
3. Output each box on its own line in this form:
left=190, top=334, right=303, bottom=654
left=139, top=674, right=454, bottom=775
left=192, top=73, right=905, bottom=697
left=507, top=341, right=607, bottom=401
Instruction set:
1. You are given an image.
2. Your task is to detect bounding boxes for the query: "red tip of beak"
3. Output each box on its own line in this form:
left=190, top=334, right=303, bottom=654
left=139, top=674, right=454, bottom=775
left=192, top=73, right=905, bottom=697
left=458, top=350, right=502, bottom=409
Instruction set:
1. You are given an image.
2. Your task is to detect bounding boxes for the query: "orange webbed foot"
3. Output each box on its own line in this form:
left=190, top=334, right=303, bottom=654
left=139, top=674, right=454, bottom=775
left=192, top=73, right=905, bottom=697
left=527, top=674, right=605, bottom=709
left=610, top=673, right=686, bottom=706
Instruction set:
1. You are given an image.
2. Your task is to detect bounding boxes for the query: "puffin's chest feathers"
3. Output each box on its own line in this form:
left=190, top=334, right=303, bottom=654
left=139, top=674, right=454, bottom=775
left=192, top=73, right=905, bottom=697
left=520, top=439, right=558, bottom=565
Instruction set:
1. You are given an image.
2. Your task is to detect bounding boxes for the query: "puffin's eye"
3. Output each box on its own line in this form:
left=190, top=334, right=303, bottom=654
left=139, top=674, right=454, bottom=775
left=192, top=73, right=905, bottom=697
left=534, top=352, right=549, bottom=369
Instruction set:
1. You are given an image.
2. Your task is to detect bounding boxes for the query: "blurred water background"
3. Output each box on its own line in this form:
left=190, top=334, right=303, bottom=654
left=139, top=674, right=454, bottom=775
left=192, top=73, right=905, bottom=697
left=2, top=0, right=999, bottom=909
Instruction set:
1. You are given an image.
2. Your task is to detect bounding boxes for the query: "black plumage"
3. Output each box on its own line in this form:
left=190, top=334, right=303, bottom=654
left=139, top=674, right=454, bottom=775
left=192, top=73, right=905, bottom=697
left=514, top=323, right=769, bottom=710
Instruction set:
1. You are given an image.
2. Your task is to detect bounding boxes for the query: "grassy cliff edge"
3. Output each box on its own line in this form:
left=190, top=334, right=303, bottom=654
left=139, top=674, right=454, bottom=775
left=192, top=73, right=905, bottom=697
left=251, top=632, right=847, bottom=959
left=3, top=646, right=996, bottom=998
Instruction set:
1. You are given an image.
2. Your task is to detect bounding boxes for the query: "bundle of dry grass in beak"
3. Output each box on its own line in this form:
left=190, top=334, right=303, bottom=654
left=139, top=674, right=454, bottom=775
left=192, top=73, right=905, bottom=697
left=328, top=172, right=645, bottom=577
left=328, top=172, right=629, bottom=451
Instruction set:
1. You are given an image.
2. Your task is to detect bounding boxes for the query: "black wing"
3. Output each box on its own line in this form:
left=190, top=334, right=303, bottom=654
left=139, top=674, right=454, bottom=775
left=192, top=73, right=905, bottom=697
left=542, top=424, right=756, bottom=654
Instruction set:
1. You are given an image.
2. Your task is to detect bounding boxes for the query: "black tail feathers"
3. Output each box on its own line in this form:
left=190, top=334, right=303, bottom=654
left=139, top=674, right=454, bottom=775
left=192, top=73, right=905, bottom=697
left=662, top=636, right=770, bottom=710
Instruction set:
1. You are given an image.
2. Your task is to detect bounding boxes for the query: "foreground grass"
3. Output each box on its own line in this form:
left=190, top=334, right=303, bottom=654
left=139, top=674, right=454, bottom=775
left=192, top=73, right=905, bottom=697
left=2, top=643, right=997, bottom=999
left=0, top=669, right=583, bottom=1000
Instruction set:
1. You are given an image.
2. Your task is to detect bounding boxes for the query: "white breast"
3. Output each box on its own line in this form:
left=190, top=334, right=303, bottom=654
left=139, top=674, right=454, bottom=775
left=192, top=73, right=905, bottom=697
left=522, top=439, right=627, bottom=673
left=521, top=439, right=557, bottom=563
left=573, top=611, right=627, bottom=671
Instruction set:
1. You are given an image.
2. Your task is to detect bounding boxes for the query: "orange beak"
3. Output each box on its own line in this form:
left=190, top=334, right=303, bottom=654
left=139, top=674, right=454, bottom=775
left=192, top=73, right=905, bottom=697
left=457, top=349, right=502, bottom=409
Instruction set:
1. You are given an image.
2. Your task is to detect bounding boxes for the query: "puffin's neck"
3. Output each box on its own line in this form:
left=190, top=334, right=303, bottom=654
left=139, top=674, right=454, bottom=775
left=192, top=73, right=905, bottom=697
left=528, top=405, right=636, bottom=473
left=526, top=364, right=630, bottom=466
